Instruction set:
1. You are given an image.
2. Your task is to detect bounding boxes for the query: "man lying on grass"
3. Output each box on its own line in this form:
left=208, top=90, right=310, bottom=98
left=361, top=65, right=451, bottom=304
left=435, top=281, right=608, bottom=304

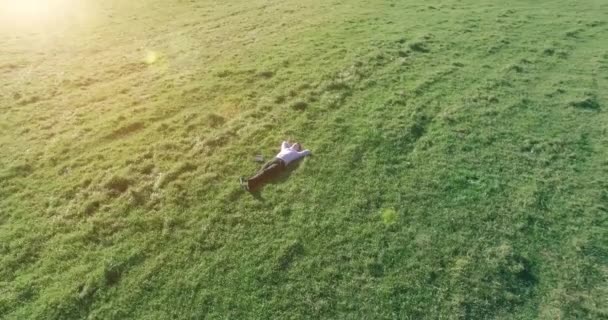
left=240, top=141, right=311, bottom=191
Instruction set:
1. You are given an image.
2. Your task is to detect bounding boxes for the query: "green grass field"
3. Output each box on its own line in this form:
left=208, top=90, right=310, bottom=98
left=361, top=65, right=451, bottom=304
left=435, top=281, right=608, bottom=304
left=1, top=0, right=607, bottom=318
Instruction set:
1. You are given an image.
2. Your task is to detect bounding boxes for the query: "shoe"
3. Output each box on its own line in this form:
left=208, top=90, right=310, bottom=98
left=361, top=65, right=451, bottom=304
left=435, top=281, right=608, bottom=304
left=239, top=177, right=250, bottom=191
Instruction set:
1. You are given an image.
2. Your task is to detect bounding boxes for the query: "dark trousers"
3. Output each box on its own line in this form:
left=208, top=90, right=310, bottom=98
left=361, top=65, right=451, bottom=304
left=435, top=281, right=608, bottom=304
left=247, top=158, right=286, bottom=190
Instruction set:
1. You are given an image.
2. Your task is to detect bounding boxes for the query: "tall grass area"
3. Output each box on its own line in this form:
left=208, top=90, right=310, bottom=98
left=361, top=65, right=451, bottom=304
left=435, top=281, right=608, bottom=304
left=1, top=0, right=607, bottom=318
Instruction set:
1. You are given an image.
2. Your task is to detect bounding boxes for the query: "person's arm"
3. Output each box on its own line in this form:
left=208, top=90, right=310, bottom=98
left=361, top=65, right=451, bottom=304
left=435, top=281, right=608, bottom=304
left=281, top=141, right=290, bottom=150
left=299, top=149, right=311, bottom=157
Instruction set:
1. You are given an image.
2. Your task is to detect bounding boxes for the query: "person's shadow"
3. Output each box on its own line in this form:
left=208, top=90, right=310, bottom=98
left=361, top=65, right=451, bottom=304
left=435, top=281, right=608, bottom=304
left=248, top=158, right=306, bottom=201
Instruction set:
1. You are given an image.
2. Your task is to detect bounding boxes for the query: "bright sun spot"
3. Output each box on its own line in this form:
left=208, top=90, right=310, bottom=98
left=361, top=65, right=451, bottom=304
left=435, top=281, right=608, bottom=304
left=2, top=0, right=53, bottom=19
left=0, top=0, right=79, bottom=26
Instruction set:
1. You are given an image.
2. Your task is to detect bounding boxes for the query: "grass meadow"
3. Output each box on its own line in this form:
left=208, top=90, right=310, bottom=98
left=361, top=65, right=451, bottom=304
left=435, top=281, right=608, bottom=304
left=0, top=0, right=607, bottom=318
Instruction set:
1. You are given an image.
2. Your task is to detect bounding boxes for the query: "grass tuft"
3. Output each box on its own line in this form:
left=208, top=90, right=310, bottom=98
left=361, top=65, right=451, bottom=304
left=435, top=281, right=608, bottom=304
left=290, top=100, right=309, bottom=110
left=408, top=41, right=430, bottom=53
left=103, top=175, right=132, bottom=194
left=570, top=96, right=600, bottom=110
left=204, top=113, right=226, bottom=128
left=381, top=208, right=398, bottom=226
left=105, top=122, right=145, bottom=140
left=257, top=70, right=274, bottom=78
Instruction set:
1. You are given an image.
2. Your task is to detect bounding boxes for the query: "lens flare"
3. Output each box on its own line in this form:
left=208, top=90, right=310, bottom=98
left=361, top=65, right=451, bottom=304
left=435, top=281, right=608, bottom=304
left=145, top=51, right=158, bottom=65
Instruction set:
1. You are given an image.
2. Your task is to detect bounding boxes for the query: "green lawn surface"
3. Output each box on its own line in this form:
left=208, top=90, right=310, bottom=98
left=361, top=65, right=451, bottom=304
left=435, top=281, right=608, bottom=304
left=0, top=0, right=607, bottom=318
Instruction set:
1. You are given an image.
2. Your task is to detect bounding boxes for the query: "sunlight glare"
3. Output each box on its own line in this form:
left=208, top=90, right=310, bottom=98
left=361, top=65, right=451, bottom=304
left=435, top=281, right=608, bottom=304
left=0, top=0, right=76, bottom=26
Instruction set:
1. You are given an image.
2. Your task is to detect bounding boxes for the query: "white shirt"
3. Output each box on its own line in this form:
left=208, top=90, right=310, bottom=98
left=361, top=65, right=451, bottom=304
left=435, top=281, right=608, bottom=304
left=276, top=141, right=311, bottom=165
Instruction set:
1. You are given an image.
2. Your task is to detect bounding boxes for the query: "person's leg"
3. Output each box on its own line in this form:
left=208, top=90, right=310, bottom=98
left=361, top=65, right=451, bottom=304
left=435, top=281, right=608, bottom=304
left=241, top=160, right=275, bottom=190
left=260, top=159, right=276, bottom=171
left=247, top=158, right=285, bottom=190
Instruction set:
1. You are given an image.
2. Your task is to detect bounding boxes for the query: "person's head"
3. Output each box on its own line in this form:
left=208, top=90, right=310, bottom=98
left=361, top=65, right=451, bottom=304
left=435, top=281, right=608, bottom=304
left=292, top=143, right=302, bottom=151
